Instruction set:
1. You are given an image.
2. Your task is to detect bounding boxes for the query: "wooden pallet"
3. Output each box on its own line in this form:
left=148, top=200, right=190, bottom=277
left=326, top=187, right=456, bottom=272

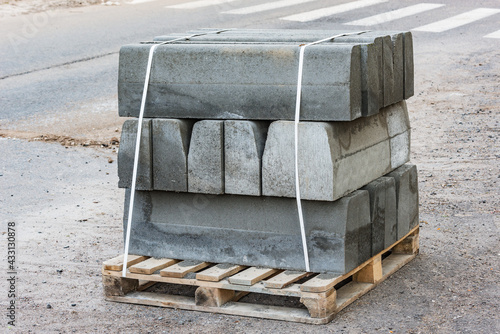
left=102, top=226, right=419, bottom=324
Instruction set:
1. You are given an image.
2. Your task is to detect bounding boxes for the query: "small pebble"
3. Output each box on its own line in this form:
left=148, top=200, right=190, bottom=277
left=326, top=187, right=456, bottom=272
left=46, top=304, right=52, bottom=309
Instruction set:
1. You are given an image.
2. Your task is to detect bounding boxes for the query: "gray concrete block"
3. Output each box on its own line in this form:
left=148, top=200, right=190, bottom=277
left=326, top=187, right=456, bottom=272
left=386, top=101, right=411, bottom=168
left=390, top=130, right=410, bottom=169
left=118, top=43, right=362, bottom=121
left=262, top=103, right=411, bottom=201
left=224, top=120, right=268, bottom=196
left=387, top=164, right=419, bottom=239
left=152, top=119, right=192, bottom=192
left=123, top=189, right=370, bottom=274
left=188, top=120, right=224, bottom=194
left=361, top=177, right=397, bottom=255
left=158, top=31, right=382, bottom=117
left=403, top=31, right=414, bottom=100
left=118, top=119, right=152, bottom=190
left=167, top=29, right=414, bottom=106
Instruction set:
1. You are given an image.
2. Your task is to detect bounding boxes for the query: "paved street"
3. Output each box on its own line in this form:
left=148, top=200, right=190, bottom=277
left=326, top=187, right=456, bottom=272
left=1, top=0, right=499, bottom=122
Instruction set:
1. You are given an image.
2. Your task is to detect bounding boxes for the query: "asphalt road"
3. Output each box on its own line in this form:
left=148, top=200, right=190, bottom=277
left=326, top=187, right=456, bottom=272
left=1, top=0, right=499, bottom=122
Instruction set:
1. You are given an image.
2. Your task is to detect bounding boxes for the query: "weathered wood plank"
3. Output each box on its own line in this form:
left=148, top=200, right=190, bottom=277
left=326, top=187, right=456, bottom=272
left=103, top=255, right=149, bottom=271
left=160, top=260, right=210, bottom=278
left=265, top=271, right=310, bottom=289
left=228, top=267, right=279, bottom=286
left=129, top=258, right=178, bottom=275
left=196, top=264, right=246, bottom=282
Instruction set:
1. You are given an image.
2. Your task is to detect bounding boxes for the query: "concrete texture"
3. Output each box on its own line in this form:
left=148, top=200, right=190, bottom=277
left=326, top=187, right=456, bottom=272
left=187, top=120, right=224, bottom=194
left=118, top=42, right=363, bottom=121
left=262, top=101, right=410, bottom=201
left=386, top=101, right=411, bottom=168
left=361, top=177, right=397, bottom=255
left=224, top=120, right=268, bottom=196
left=403, top=31, right=414, bottom=99
left=118, top=119, right=152, bottom=190
left=152, top=119, right=192, bottom=192
left=123, top=189, right=370, bottom=274
left=158, top=31, right=382, bottom=118
left=387, top=164, right=419, bottom=239
left=170, top=29, right=414, bottom=107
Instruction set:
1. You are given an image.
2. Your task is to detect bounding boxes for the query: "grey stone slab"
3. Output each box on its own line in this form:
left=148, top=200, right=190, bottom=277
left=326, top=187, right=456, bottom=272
left=118, top=43, right=362, bottom=121
left=157, top=32, right=382, bottom=117
left=390, top=33, right=404, bottom=103
left=262, top=103, right=411, bottom=201
left=224, top=120, right=268, bottom=196
left=152, top=119, right=192, bottom=192
left=123, top=189, right=370, bottom=274
left=403, top=31, right=414, bottom=100
left=362, top=177, right=397, bottom=255
left=390, top=130, right=410, bottom=169
left=386, top=101, right=411, bottom=168
left=387, top=164, right=419, bottom=239
left=171, top=28, right=414, bottom=105
left=118, top=119, right=152, bottom=190
left=187, top=120, right=224, bottom=194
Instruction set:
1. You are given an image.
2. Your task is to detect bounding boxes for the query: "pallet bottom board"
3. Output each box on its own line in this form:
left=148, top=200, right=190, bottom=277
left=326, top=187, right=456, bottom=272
left=107, top=292, right=318, bottom=324
left=103, top=227, right=419, bottom=324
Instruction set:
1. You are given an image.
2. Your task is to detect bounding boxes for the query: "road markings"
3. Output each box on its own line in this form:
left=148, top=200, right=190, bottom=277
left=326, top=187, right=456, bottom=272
left=166, top=0, right=239, bottom=9
left=129, top=0, right=157, bottom=4
left=413, top=8, right=500, bottom=32
left=484, top=29, right=500, bottom=38
left=280, top=0, right=388, bottom=22
left=222, top=0, right=318, bottom=15
left=344, top=3, right=445, bottom=26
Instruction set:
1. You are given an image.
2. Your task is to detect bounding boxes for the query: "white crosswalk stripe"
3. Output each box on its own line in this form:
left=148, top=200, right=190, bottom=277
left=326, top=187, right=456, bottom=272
left=280, top=0, right=388, bottom=22
left=166, top=0, right=239, bottom=10
left=413, top=8, right=500, bottom=32
left=222, top=0, right=318, bottom=15
left=344, top=3, right=445, bottom=26
left=129, top=0, right=157, bottom=4
left=484, top=29, right=500, bottom=38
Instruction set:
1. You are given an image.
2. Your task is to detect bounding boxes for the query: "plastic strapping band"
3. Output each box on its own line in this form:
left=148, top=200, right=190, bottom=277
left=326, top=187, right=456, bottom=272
left=122, top=29, right=233, bottom=277
left=294, top=30, right=370, bottom=272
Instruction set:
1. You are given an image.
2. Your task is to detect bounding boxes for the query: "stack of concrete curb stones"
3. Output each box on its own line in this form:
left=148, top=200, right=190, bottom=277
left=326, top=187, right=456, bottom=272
left=117, top=29, right=419, bottom=274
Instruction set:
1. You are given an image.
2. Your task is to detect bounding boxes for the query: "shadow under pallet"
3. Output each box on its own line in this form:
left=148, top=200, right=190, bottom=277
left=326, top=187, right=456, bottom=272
left=102, top=226, right=419, bottom=324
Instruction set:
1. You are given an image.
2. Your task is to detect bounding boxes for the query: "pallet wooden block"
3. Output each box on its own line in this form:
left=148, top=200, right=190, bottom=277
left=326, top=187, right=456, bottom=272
left=102, top=226, right=419, bottom=324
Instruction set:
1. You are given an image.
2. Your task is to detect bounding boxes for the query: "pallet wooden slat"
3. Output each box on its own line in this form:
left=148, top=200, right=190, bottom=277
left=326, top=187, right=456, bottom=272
left=300, top=273, right=342, bottom=293
left=129, top=258, right=178, bottom=275
left=228, top=267, right=279, bottom=286
left=196, top=264, right=246, bottom=282
left=103, top=255, right=149, bottom=271
left=160, top=260, right=210, bottom=278
left=265, top=271, right=311, bottom=289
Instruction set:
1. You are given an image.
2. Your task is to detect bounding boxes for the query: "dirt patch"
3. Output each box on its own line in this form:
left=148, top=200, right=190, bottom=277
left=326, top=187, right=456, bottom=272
left=0, top=0, right=106, bottom=17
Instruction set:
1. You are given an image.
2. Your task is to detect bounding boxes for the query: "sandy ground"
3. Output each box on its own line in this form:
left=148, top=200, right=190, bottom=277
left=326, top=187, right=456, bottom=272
left=0, top=2, right=499, bottom=334
left=0, top=0, right=106, bottom=18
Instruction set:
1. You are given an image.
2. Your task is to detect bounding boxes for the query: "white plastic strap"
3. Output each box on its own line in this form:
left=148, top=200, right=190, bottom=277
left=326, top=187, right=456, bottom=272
left=122, top=29, right=233, bottom=277
left=294, top=31, right=369, bottom=272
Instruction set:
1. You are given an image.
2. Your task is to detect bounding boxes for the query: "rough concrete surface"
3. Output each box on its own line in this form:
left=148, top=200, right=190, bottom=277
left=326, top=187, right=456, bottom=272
left=123, top=189, right=370, bottom=273
left=224, top=120, right=267, bottom=196
left=117, top=118, right=152, bottom=191
left=118, top=42, right=363, bottom=121
left=152, top=119, right=192, bottom=192
left=262, top=101, right=409, bottom=201
left=187, top=120, right=224, bottom=195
